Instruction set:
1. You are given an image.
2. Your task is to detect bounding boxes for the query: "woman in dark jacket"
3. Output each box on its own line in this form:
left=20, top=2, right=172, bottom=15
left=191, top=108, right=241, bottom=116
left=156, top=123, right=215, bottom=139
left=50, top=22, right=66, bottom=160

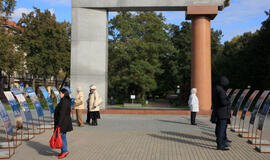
left=54, top=88, right=73, bottom=159
left=212, top=76, right=231, bottom=150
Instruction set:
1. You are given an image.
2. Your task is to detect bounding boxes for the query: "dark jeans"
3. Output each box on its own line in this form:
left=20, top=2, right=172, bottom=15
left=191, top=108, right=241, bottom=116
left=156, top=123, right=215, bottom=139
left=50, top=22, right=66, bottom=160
left=191, top=112, right=197, bottom=124
left=215, top=120, right=228, bottom=141
left=61, top=132, right=68, bottom=153
left=216, top=119, right=227, bottom=148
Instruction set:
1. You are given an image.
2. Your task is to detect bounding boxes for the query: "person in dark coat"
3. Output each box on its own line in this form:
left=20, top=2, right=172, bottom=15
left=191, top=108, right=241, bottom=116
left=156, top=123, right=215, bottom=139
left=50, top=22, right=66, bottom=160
left=54, top=88, right=73, bottom=158
left=212, top=76, right=231, bottom=150
left=86, top=91, right=91, bottom=125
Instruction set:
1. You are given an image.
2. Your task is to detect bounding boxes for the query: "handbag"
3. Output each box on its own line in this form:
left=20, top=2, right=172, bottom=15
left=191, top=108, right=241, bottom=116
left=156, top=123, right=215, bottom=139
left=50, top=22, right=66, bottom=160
left=210, top=110, right=217, bottom=124
left=49, top=127, right=63, bottom=149
left=75, top=101, right=83, bottom=106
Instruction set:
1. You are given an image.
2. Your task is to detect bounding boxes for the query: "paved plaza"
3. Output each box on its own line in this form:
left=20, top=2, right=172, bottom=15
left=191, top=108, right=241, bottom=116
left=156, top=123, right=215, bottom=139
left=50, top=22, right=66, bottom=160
left=1, top=111, right=270, bottom=160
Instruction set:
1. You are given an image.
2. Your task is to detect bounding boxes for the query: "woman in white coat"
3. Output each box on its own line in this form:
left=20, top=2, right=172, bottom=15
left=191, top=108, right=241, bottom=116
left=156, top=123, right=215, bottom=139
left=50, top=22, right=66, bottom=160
left=188, top=88, right=199, bottom=125
left=87, top=85, right=102, bottom=126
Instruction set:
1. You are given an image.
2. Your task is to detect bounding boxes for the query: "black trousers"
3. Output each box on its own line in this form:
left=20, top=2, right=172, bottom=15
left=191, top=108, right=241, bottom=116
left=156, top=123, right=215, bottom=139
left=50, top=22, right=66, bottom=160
left=86, top=105, right=90, bottom=123
left=215, top=120, right=228, bottom=141
left=216, top=119, right=227, bottom=148
left=191, top=112, right=197, bottom=124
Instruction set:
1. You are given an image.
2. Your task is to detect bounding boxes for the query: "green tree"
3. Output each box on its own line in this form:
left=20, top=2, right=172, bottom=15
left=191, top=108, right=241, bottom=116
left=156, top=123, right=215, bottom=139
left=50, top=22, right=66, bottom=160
left=213, top=10, right=270, bottom=90
left=0, top=0, right=16, bottom=18
left=0, top=0, right=22, bottom=89
left=166, top=22, right=223, bottom=103
left=0, top=30, right=24, bottom=88
left=109, top=12, right=176, bottom=103
left=17, top=8, right=71, bottom=89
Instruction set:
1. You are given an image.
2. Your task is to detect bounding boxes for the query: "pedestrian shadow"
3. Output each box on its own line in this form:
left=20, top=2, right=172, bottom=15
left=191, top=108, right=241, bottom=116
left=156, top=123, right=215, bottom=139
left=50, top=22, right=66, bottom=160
left=160, top=131, right=216, bottom=142
left=182, top=117, right=215, bottom=132
left=26, top=141, right=58, bottom=156
left=156, top=119, right=190, bottom=125
left=201, top=131, right=215, bottom=137
left=148, top=132, right=216, bottom=150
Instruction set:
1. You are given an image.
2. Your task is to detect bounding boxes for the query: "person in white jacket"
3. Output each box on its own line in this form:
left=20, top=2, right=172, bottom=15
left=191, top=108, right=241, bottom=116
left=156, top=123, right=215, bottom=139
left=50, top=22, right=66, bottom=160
left=188, top=88, right=199, bottom=125
left=87, top=84, right=102, bottom=126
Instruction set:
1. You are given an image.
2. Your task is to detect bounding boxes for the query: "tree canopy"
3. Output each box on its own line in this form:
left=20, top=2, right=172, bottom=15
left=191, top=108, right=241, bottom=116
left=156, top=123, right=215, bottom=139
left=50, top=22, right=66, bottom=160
left=213, top=10, right=270, bottom=90
left=108, top=12, right=223, bottom=104
left=17, top=8, right=71, bottom=89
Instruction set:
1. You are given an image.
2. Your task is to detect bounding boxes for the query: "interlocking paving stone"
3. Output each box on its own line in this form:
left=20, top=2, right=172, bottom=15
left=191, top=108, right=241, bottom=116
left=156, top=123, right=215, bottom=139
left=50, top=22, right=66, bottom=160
left=0, top=112, right=269, bottom=160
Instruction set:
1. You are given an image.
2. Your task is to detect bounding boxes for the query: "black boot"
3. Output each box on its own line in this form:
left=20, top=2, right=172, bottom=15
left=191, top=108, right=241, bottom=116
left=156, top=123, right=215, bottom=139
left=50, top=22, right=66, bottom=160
left=93, top=119, right=98, bottom=126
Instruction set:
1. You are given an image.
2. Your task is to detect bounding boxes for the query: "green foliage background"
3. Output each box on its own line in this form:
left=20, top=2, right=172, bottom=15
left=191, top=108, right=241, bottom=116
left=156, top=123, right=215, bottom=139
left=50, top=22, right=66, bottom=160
left=0, top=1, right=269, bottom=106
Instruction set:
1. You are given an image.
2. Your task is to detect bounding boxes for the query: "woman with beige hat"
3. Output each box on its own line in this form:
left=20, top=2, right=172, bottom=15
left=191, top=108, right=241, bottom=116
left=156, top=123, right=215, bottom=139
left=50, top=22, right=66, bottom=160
left=74, top=87, right=85, bottom=127
left=86, top=84, right=102, bottom=126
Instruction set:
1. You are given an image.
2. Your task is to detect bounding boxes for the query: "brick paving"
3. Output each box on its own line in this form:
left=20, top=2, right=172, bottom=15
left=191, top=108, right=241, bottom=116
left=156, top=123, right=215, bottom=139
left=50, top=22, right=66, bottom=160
left=0, top=111, right=269, bottom=160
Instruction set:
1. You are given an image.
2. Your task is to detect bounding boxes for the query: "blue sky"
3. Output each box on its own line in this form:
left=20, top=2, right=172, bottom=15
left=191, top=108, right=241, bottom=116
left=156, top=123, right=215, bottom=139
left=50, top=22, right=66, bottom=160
left=13, top=0, right=270, bottom=43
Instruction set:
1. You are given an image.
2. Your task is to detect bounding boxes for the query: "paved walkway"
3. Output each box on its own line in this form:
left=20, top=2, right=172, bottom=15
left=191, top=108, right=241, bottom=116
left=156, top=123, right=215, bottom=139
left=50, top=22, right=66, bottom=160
left=1, top=112, right=270, bottom=160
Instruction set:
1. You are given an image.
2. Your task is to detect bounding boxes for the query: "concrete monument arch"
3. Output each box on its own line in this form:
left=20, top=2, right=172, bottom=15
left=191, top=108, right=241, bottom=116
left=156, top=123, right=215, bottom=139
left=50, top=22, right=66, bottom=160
left=71, top=0, right=230, bottom=113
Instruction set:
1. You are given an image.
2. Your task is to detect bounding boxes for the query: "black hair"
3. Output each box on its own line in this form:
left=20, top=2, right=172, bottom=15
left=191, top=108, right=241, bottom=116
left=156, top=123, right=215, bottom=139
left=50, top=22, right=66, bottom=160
left=60, top=88, right=71, bottom=100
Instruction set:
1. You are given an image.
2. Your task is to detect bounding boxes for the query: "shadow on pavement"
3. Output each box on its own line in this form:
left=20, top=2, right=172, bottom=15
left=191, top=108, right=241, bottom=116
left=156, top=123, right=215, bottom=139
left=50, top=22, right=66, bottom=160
left=148, top=131, right=216, bottom=150
left=161, top=131, right=216, bottom=143
left=26, top=141, right=58, bottom=156
left=156, top=119, right=190, bottom=125
left=201, top=131, right=215, bottom=137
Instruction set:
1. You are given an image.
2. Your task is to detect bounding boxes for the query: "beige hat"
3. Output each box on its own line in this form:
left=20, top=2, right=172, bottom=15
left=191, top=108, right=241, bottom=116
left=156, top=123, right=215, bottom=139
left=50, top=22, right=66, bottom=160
left=89, top=84, right=96, bottom=90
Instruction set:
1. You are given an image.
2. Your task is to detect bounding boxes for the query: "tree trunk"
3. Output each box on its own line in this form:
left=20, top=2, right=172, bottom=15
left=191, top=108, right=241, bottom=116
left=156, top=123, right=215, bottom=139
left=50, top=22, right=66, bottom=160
left=43, top=77, right=47, bottom=87
left=55, top=75, right=58, bottom=88
left=8, top=74, right=11, bottom=89
left=60, top=73, right=68, bottom=89
left=32, top=77, right=36, bottom=91
left=0, top=69, right=2, bottom=91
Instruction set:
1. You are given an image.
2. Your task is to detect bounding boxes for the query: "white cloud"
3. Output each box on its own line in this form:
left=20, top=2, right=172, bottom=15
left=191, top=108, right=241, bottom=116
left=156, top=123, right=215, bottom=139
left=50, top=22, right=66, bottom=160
left=11, top=8, right=56, bottom=22
left=48, top=8, right=55, bottom=15
left=12, top=8, right=33, bottom=22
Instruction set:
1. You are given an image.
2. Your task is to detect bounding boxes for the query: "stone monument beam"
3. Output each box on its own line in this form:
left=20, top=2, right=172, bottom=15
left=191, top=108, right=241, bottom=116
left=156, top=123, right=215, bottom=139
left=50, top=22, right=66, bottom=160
left=72, top=0, right=229, bottom=11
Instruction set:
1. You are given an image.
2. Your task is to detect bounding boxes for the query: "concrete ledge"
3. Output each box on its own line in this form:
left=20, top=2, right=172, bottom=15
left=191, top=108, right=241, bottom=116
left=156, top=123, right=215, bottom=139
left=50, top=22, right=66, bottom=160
left=0, top=142, right=16, bottom=148
left=249, top=139, right=270, bottom=145
left=256, top=146, right=270, bottom=153
left=123, top=103, right=142, bottom=107
left=239, top=133, right=260, bottom=138
left=0, top=151, right=10, bottom=158
left=71, top=109, right=212, bottom=115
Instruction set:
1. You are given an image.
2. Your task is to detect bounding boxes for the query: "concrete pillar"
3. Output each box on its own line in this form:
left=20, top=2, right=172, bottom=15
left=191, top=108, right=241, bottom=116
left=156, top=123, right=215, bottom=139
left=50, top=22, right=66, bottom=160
left=71, top=8, right=108, bottom=108
left=191, top=16, right=211, bottom=113
left=186, top=6, right=218, bottom=113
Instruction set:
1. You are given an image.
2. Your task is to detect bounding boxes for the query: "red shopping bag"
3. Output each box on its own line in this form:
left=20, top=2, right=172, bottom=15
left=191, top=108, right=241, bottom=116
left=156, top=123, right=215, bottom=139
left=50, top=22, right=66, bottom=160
left=49, top=127, right=63, bottom=149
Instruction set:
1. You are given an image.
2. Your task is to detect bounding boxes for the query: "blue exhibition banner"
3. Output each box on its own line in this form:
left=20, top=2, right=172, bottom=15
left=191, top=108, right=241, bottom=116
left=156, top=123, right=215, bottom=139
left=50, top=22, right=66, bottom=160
left=3, top=91, right=22, bottom=118
left=25, top=87, right=44, bottom=117
left=63, top=86, right=71, bottom=94
left=63, top=86, right=75, bottom=109
left=39, top=86, right=54, bottom=114
left=0, top=101, right=13, bottom=135
left=51, top=86, right=61, bottom=103
left=11, top=88, right=33, bottom=121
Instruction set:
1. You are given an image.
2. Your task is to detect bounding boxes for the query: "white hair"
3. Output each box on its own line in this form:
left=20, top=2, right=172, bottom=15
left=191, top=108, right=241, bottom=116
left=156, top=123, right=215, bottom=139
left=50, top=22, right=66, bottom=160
left=191, top=88, right=197, bottom=94
left=89, top=84, right=96, bottom=90
left=77, top=87, right=82, bottom=91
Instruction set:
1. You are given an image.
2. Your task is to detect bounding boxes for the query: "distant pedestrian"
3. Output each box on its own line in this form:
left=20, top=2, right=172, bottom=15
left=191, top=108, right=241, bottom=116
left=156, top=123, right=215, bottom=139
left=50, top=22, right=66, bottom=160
left=54, top=88, right=73, bottom=158
left=86, top=85, right=102, bottom=126
left=212, top=76, right=231, bottom=151
left=74, top=87, right=85, bottom=127
left=110, top=96, right=114, bottom=105
left=188, top=88, right=199, bottom=125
